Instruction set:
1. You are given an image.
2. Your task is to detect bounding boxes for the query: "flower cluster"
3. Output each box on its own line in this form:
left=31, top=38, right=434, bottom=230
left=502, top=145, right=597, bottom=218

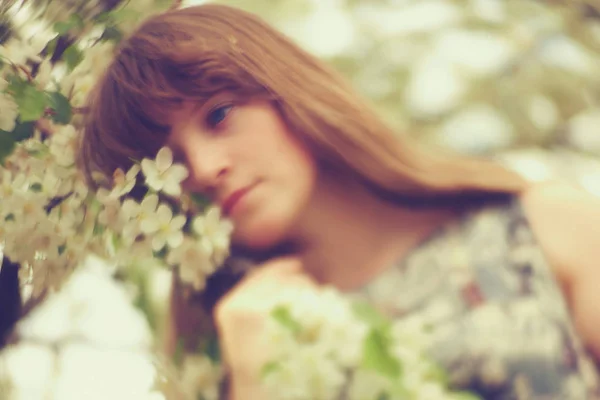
left=178, top=353, right=224, bottom=400
left=0, top=130, right=232, bottom=298
left=98, top=147, right=233, bottom=291
left=0, top=125, right=89, bottom=298
left=261, top=286, right=480, bottom=400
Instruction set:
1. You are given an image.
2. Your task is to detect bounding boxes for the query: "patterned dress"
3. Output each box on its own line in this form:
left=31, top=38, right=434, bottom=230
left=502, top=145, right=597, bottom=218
left=347, top=198, right=600, bottom=399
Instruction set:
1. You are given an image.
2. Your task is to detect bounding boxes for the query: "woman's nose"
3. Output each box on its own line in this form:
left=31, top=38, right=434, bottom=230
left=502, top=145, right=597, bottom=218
left=184, top=145, right=231, bottom=194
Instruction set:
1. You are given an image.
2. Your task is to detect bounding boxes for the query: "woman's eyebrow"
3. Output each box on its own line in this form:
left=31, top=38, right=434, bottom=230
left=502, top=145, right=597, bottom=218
left=166, top=101, right=206, bottom=136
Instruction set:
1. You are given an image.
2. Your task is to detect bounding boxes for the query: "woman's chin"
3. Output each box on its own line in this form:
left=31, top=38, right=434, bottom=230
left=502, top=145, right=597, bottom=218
left=235, top=234, right=281, bottom=252
left=232, top=223, right=290, bottom=254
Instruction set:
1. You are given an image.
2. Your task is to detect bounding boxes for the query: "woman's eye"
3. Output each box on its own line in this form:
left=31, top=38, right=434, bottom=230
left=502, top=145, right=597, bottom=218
left=205, top=104, right=233, bottom=128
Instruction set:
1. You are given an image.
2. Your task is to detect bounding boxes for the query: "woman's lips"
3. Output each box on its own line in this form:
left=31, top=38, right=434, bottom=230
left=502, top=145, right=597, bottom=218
left=222, top=186, right=252, bottom=216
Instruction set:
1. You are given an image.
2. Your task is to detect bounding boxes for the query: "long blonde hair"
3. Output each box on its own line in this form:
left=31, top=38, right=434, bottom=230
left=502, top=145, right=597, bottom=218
left=79, top=3, right=526, bottom=209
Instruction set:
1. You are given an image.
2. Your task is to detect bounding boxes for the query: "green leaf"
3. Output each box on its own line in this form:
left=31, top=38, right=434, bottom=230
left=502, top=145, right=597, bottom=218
left=190, top=192, right=212, bottom=211
left=107, top=8, right=139, bottom=24
left=200, top=334, right=221, bottom=363
left=44, top=37, right=59, bottom=58
left=425, top=363, right=450, bottom=386
left=92, top=222, right=105, bottom=236
left=6, top=75, right=29, bottom=99
left=261, top=361, right=280, bottom=377
left=53, top=22, right=71, bottom=35
left=452, top=392, right=482, bottom=400
left=14, top=122, right=35, bottom=142
left=15, top=85, right=48, bottom=122
left=0, top=132, right=16, bottom=165
left=100, top=26, right=123, bottom=43
left=173, top=338, right=186, bottom=367
left=131, top=270, right=157, bottom=332
left=271, top=305, right=301, bottom=334
left=95, top=7, right=138, bottom=27
left=352, top=301, right=390, bottom=329
left=94, top=11, right=113, bottom=24
left=0, top=120, right=35, bottom=164
left=63, top=45, right=83, bottom=71
left=53, top=14, right=84, bottom=35
left=362, top=328, right=401, bottom=379
left=153, top=246, right=168, bottom=259
left=387, top=383, right=411, bottom=399
left=10, top=121, right=35, bottom=142
left=47, top=92, right=72, bottom=124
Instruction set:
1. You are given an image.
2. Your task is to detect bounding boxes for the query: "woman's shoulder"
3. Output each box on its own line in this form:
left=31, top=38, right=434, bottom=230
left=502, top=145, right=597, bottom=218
left=518, top=180, right=600, bottom=278
left=518, top=180, right=600, bottom=359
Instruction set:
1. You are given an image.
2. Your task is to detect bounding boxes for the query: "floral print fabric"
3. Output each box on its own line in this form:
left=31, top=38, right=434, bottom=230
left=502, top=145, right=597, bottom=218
left=349, top=198, right=600, bottom=399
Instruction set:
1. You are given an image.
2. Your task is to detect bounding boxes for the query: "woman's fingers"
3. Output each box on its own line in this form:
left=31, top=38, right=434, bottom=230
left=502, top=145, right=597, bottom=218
left=214, top=256, right=312, bottom=327
left=245, top=255, right=304, bottom=280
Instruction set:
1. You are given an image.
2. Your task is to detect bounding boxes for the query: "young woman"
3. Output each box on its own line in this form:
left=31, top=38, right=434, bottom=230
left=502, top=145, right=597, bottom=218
left=79, top=4, right=600, bottom=399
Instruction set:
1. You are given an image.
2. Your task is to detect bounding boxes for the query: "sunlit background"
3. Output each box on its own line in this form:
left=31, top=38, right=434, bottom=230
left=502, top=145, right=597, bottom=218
left=2, top=0, right=600, bottom=398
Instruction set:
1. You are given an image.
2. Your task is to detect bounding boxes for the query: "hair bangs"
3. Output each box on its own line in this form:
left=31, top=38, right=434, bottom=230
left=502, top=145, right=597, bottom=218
left=79, top=14, right=271, bottom=185
left=79, top=57, right=181, bottom=185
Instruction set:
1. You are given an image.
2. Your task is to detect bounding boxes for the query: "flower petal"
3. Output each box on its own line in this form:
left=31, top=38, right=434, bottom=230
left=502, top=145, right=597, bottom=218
left=168, top=164, right=189, bottom=182
left=152, top=235, right=166, bottom=251
left=206, top=206, right=221, bottom=224
left=141, top=194, right=158, bottom=212
left=168, top=231, right=184, bottom=249
left=155, top=147, right=173, bottom=171
left=156, top=204, right=173, bottom=223
left=121, top=198, right=140, bottom=219
left=162, top=181, right=182, bottom=197
left=140, top=159, right=157, bottom=180
left=192, top=216, right=206, bottom=236
left=140, top=217, right=159, bottom=234
left=126, top=164, right=141, bottom=180
left=171, top=215, right=187, bottom=231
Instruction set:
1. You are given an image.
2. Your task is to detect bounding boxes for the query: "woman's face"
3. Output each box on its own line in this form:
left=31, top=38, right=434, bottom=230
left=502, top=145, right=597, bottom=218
left=167, top=92, right=318, bottom=250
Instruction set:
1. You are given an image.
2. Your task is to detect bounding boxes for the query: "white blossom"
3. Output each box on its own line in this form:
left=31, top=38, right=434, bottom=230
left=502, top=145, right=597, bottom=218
left=49, top=124, right=78, bottom=167
left=135, top=194, right=159, bottom=231
left=118, top=198, right=145, bottom=246
left=167, top=238, right=214, bottom=290
left=140, top=203, right=186, bottom=251
left=179, top=355, right=223, bottom=400
left=141, top=147, right=189, bottom=196
left=61, top=42, right=115, bottom=106
left=262, top=286, right=368, bottom=400
left=0, top=37, right=45, bottom=65
left=192, top=206, right=234, bottom=264
left=35, top=58, right=54, bottom=91
left=97, top=164, right=141, bottom=201
left=347, top=369, right=391, bottom=400
left=97, top=197, right=123, bottom=230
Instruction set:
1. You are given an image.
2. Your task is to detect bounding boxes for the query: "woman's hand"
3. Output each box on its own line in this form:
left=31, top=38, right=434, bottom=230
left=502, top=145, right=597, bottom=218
left=214, top=256, right=318, bottom=400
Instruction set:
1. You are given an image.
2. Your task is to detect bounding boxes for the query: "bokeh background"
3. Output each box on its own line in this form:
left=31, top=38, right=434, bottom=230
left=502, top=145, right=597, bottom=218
left=2, top=0, right=600, bottom=399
